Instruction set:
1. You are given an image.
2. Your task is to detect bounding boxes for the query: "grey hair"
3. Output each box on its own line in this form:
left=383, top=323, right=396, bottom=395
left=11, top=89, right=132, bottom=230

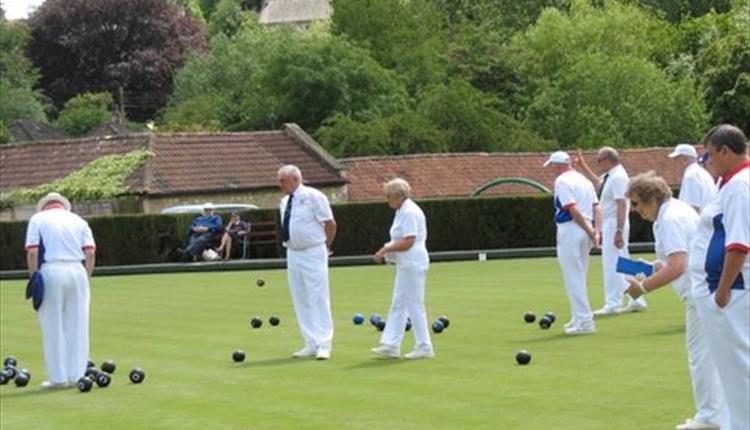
left=383, top=178, right=412, bottom=198
left=277, top=165, right=303, bottom=181
left=627, top=171, right=672, bottom=206
left=599, top=146, right=620, bottom=162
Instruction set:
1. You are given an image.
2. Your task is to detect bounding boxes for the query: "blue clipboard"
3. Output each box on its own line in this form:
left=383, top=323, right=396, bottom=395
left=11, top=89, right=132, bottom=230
left=616, top=257, right=654, bottom=277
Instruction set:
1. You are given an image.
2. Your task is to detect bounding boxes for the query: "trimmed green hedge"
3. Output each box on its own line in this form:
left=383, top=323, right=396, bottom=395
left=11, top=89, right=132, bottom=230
left=0, top=195, right=653, bottom=270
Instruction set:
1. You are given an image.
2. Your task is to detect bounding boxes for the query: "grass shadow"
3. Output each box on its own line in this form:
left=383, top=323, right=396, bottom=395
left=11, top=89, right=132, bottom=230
left=232, top=357, right=301, bottom=368
left=0, top=387, right=73, bottom=399
left=344, top=357, right=413, bottom=370
left=509, top=332, right=588, bottom=344
left=640, top=325, right=684, bottom=337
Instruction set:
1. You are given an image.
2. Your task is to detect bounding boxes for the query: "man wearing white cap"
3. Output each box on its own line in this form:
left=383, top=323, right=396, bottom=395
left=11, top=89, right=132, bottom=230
left=544, top=151, right=602, bottom=335
left=25, top=192, right=96, bottom=389
left=278, top=165, right=337, bottom=360
left=669, top=143, right=717, bottom=213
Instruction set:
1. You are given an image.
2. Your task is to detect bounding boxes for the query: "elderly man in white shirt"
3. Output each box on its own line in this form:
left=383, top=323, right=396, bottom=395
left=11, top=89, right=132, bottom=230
left=371, top=178, right=434, bottom=359
left=577, top=147, right=647, bottom=315
left=278, top=165, right=337, bottom=360
left=669, top=143, right=717, bottom=213
left=545, top=151, right=602, bottom=335
left=25, top=192, right=96, bottom=389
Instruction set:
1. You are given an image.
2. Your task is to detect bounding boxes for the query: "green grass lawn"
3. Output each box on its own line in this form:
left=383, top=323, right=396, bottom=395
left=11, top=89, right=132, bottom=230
left=1, top=257, right=693, bottom=430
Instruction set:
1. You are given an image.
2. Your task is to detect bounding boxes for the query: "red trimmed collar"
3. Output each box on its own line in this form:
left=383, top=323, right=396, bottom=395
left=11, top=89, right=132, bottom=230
left=43, top=202, right=66, bottom=210
left=719, top=160, right=750, bottom=189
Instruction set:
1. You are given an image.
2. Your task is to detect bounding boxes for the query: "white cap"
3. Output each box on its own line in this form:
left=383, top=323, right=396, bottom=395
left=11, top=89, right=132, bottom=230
left=36, top=192, right=71, bottom=212
left=668, top=143, right=697, bottom=159
left=203, top=202, right=214, bottom=210
left=543, top=151, right=571, bottom=167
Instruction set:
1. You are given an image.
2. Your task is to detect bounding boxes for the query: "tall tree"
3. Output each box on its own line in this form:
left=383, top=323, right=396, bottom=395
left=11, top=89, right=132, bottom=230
left=28, top=0, right=208, bottom=121
left=0, top=18, right=47, bottom=142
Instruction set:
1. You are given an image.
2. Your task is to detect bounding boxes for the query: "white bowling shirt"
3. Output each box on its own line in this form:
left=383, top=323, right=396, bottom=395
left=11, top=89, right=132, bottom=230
left=25, top=206, right=95, bottom=264
left=653, top=198, right=699, bottom=300
left=280, top=184, right=334, bottom=250
left=679, top=163, right=717, bottom=211
left=388, top=198, right=429, bottom=268
left=599, top=163, right=629, bottom=221
left=554, top=169, right=598, bottom=224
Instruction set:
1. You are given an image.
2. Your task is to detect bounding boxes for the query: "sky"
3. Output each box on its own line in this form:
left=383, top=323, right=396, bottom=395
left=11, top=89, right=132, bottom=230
left=2, top=0, right=44, bottom=20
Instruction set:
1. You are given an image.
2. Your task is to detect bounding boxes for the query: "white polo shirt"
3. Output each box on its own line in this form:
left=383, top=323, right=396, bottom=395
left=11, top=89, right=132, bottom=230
left=280, top=184, right=334, bottom=250
left=689, top=196, right=721, bottom=298
left=554, top=169, right=598, bottom=224
left=25, top=207, right=96, bottom=263
left=679, top=163, right=717, bottom=211
left=388, top=198, right=429, bottom=268
left=653, top=198, right=699, bottom=300
left=599, top=163, right=629, bottom=221
left=702, top=161, right=750, bottom=293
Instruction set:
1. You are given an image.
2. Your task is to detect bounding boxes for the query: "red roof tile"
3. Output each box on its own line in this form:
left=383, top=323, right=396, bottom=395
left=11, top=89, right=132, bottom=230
left=342, top=147, right=698, bottom=202
left=0, top=124, right=345, bottom=195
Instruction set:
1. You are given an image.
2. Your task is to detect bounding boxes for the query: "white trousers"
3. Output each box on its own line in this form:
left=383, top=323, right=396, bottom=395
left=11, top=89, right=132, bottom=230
left=380, top=264, right=432, bottom=350
left=696, top=290, right=750, bottom=430
left=556, top=223, right=593, bottom=325
left=601, top=218, right=646, bottom=309
left=38, top=262, right=90, bottom=384
left=683, top=298, right=724, bottom=425
left=286, top=244, right=333, bottom=352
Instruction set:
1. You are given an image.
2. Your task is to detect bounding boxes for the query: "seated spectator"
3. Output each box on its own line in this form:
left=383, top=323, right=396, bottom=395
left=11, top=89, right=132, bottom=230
left=183, top=202, right=223, bottom=261
left=218, top=212, right=250, bottom=260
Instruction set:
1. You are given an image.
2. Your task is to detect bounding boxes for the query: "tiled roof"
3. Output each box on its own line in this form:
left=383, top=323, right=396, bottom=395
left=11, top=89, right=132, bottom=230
left=259, top=0, right=331, bottom=25
left=0, top=124, right=345, bottom=195
left=341, top=148, right=696, bottom=202
left=9, top=119, right=68, bottom=142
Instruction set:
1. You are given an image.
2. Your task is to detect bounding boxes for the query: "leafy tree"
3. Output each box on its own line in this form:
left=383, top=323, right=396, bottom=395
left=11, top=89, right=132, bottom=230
left=331, top=0, right=449, bottom=92
left=509, top=0, right=677, bottom=81
left=418, top=80, right=549, bottom=152
left=207, top=0, right=256, bottom=37
left=27, top=0, right=208, bottom=121
left=164, top=26, right=408, bottom=132
left=0, top=19, right=47, bottom=136
left=636, top=0, right=732, bottom=22
left=677, top=4, right=749, bottom=132
left=525, top=54, right=708, bottom=148
left=55, top=92, right=114, bottom=136
left=316, top=112, right=448, bottom=157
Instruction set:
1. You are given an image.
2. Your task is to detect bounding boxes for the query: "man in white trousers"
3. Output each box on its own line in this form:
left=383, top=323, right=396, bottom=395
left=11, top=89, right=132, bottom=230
left=696, top=125, right=749, bottom=430
left=668, top=143, right=717, bottom=213
left=25, top=192, right=96, bottom=389
left=576, top=147, right=647, bottom=315
left=278, top=165, right=337, bottom=360
left=545, top=151, right=602, bottom=335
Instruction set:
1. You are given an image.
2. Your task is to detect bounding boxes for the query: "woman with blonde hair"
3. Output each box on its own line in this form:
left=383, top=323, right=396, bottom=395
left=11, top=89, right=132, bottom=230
left=371, top=178, right=434, bottom=359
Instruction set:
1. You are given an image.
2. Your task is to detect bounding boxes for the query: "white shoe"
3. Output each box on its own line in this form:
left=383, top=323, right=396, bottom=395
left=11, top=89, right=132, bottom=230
left=564, top=323, right=596, bottom=335
left=41, top=381, right=70, bottom=390
left=593, top=306, right=621, bottom=317
left=404, top=345, right=434, bottom=360
left=292, top=346, right=317, bottom=358
left=371, top=345, right=400, bottom=358
left=621, top=300, right=648, bottom=313
left=675, top=418, right=719, bottom=430
left=315, top=349, right=330, bottom=360
left=563, top=320, right=575, bottom=330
